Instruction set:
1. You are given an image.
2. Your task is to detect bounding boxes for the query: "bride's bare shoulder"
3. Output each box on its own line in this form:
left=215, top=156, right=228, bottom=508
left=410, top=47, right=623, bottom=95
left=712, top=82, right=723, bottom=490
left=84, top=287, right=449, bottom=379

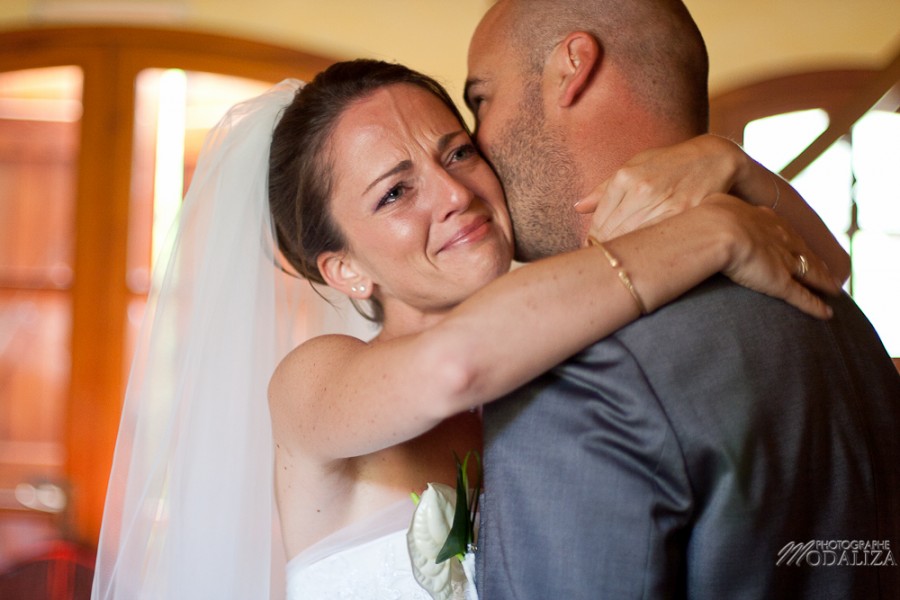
left=288, top=333, right=369, bottom=360
left=268, top=334, right=367, bottom=407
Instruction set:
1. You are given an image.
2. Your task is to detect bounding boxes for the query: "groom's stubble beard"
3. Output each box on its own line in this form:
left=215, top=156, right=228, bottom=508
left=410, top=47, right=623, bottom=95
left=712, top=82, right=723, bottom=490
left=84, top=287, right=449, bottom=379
left=487, top=79, right=584, bottom=263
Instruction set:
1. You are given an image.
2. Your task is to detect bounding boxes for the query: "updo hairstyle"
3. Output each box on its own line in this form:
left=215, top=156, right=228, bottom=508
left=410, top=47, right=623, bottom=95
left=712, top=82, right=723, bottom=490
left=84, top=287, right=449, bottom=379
left=268, top=59, right=469, bottom=323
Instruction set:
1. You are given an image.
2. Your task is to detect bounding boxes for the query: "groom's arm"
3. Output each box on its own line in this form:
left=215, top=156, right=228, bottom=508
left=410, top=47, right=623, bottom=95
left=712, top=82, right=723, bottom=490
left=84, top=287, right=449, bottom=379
left=479, top=338, right=694, bottom=599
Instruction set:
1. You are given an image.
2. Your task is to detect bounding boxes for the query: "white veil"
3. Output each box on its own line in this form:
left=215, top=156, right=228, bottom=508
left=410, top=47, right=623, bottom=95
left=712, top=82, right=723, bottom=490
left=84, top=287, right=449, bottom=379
left=91, top=79, right=373, bottom=599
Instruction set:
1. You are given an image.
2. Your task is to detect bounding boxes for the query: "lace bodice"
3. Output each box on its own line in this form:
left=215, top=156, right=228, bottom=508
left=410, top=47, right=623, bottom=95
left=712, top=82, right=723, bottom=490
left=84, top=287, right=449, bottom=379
left=286, top=527, right=433, bottom=599
left=285, top=501, right=432, bottom=599
left=285, top=499, right=479, bottom=599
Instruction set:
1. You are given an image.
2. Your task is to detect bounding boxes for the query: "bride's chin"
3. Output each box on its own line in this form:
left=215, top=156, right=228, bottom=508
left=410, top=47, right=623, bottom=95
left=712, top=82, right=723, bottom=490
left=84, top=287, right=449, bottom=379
left=468, top=257, right=513, bottom=291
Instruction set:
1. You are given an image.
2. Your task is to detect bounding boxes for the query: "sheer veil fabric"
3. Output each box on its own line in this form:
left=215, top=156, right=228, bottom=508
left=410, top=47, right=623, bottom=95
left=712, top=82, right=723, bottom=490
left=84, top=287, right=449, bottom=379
left=91, top=79, right=374, bottom=599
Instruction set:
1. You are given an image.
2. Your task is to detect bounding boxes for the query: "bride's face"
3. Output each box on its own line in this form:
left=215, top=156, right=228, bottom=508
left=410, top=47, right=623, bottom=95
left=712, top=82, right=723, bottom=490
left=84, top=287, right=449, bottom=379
left=324, top=83, right=514, bottom=317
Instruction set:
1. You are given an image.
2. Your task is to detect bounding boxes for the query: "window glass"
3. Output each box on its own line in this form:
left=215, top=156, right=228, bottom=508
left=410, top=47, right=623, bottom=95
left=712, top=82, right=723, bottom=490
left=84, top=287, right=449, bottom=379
left=0, top=66, right=82, bottom=288
left=125, top=69, right=272, bottom=368
left=744, top=109, right=900, bottom=355
left=0, top=66, right=81, bottom=523
left=127, top=69, right=271, bottom=293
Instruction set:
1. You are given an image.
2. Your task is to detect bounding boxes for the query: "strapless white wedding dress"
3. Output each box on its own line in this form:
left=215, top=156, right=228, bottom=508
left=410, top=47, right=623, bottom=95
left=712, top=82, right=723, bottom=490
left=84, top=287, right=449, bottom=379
left=285, top=501, right=437, bottom=599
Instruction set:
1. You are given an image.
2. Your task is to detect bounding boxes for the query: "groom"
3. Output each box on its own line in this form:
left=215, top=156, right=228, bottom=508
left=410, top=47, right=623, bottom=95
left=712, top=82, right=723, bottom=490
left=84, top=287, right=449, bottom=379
left=467, top=0, right=900, bottom=598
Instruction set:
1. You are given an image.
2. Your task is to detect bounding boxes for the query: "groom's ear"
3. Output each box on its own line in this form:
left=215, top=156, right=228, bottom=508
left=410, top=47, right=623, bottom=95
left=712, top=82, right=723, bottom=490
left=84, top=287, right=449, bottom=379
left=317, top=251, right=373, bottom=299
left=550, top=31, right=600, bottom=108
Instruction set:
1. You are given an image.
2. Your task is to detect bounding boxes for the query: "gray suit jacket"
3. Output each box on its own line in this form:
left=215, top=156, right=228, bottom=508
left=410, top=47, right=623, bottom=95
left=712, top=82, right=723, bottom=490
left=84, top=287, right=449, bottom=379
left=477, top=277, right=900, bottom=599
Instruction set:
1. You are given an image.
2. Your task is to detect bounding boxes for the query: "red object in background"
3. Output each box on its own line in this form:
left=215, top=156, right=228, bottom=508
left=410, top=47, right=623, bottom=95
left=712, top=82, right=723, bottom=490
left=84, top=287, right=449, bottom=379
left=0, top=540, right=95, bottom=600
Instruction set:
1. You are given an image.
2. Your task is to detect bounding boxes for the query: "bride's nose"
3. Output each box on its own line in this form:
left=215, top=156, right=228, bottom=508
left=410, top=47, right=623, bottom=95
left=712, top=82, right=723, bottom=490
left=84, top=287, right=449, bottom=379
left=431, top=168, right=474, bottom=221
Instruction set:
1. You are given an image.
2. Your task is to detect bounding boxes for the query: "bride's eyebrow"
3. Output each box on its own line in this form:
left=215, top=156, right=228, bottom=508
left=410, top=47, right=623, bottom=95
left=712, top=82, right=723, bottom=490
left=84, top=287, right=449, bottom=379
left=437, top=130, right=466, bottom=153
left=364, top=159, right=412, bottom=194
left=362, top=130, right=467, bottom=194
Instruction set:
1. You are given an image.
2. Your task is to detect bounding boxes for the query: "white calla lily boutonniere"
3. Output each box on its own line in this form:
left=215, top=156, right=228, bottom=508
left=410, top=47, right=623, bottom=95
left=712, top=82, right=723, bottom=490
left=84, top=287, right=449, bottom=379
left=407, top=452, right=481, bottom=600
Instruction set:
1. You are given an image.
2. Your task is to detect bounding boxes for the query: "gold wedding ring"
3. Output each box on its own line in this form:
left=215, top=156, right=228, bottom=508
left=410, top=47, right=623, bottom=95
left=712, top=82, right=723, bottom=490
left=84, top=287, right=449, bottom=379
left=796, top=254, right=809, bottom=279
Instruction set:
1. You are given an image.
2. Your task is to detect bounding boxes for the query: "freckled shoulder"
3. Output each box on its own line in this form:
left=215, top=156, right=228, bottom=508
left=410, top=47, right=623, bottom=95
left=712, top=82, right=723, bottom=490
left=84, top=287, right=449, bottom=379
left=268, top=335, right=367, bottom=458
left=268, top=333, right=368, bottom=415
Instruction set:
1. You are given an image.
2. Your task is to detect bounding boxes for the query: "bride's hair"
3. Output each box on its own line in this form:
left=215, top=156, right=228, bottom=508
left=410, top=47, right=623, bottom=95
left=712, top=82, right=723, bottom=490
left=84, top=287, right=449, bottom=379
left=269, top=59, right=469, bottom=323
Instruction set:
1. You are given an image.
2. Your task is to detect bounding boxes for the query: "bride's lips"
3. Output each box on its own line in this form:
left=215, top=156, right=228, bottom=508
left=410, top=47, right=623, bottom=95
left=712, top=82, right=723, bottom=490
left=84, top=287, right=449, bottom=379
left=439, top=215, right=491, bottom=252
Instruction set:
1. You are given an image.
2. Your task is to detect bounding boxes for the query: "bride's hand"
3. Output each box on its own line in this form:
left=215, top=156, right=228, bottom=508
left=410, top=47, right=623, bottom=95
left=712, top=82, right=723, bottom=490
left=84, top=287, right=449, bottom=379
left=703, top=194, right=840, bottom=319
left=576, top=135, right=758, bottom=241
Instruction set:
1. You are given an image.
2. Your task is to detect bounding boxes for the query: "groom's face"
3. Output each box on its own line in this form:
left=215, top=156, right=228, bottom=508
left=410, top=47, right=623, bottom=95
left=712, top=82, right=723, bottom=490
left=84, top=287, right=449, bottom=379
left=466, top=5, right=584, bottom=261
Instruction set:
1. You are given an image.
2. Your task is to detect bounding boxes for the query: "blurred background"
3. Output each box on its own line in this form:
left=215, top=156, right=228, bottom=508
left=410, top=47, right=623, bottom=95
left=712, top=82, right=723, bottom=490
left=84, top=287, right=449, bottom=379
left=0, top=0, right=897, bottom=596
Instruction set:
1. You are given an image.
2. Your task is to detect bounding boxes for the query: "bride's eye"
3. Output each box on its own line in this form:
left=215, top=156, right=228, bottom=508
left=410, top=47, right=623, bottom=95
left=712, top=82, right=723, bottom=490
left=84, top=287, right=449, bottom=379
left=376, top=183, right=406, bottom=210
left=449, top=144, right=477, bottom=164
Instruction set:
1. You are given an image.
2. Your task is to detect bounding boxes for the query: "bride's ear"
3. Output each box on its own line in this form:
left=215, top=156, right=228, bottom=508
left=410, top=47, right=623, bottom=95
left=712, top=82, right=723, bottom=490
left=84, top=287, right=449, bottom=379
left=317, top=251, right=373, bottom=299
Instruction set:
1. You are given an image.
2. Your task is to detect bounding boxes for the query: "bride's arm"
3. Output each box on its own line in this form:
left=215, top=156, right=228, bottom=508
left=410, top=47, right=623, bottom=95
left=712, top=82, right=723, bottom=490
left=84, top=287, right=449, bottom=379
left=270, top=195, right=838, bottom=460
left=577, top=134, right=850, bottom=281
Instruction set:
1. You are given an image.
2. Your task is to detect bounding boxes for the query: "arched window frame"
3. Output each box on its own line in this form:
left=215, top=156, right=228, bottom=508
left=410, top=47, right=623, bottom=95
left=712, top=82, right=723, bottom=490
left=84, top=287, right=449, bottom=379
left=0, top=26, right=333, bottom=543
left=711, top=65, right=900, bottom=370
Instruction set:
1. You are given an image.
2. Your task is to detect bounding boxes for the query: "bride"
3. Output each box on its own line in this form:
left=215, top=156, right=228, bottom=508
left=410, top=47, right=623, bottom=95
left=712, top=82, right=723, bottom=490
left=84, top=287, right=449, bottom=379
left=91, top=59, right=844, bottom=599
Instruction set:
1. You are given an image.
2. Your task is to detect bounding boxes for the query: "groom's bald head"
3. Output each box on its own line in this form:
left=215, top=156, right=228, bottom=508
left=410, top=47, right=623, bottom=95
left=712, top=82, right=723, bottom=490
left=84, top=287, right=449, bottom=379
left=483, top=0, right=709, bottom=133
left=466, top=0, right=710, bottom=259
